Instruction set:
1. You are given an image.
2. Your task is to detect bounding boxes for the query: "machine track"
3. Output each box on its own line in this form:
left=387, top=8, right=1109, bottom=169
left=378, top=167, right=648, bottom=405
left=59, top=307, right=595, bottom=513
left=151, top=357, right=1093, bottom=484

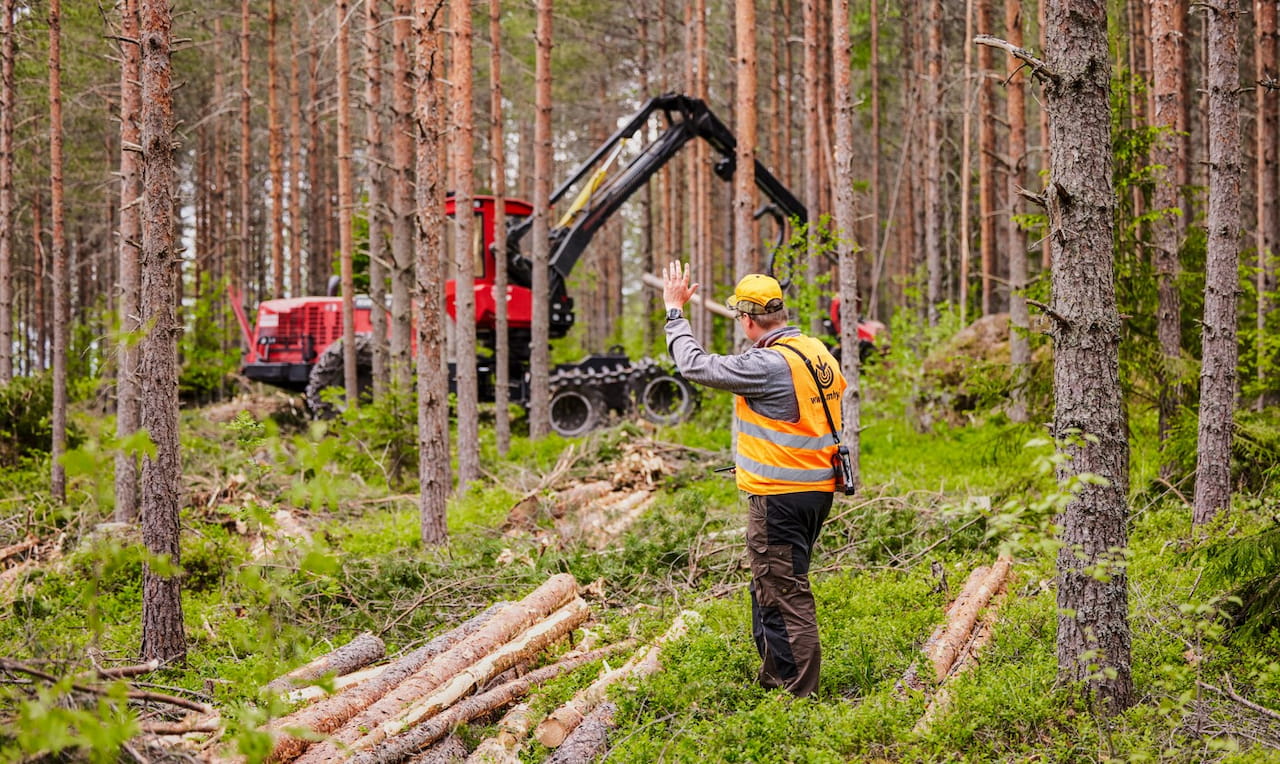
left=548, top=355, right=698, bottom=437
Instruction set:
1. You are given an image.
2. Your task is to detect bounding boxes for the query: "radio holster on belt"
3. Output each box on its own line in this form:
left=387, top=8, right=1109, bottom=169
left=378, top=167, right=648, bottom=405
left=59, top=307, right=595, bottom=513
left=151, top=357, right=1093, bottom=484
left=775, top=343, right=856, bottom=496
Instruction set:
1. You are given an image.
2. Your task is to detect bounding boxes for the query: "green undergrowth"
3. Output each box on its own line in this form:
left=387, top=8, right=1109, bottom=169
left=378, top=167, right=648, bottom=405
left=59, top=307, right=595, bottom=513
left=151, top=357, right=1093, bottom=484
left=2, top=362, right=1280, bottom=761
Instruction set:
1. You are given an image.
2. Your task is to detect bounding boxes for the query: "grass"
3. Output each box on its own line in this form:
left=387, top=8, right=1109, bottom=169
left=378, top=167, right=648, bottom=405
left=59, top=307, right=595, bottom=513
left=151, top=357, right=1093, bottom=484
left=1, top=349, right=1279, bottom=762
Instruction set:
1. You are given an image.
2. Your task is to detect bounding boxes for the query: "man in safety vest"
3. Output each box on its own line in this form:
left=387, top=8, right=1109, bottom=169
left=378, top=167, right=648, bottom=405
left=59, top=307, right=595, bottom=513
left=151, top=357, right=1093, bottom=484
left=662, top=261, right=847, bottom=698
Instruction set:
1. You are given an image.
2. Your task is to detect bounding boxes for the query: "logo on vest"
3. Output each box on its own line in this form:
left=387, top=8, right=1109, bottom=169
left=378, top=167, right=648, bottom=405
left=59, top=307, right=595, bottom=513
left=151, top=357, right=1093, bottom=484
left=814, top=359, right=835, bottom=389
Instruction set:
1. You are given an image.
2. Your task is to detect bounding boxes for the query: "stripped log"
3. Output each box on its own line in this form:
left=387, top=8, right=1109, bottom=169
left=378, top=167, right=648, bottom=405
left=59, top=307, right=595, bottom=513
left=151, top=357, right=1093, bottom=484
left=292, top=575, right=578, bottom=764
left=348, top=643, right=632, bottom=764
left=913, top=563, right=1010, bottom=735
left=928, top=556, right=1010, bottom=683
left=347, top=598, right=590, bottom=753
left=464, top=702, right=532, bottom=764
left=266, top=603, right=505, bottom=762
left=544, top=701, right=616, bottom=764
left=405, top=735, right=469, bottom=764
left=535, top=610, right=698, bottom=748
left=265, top=631, right=387, bottom=694
left=285, top=661, right=388, bottom=704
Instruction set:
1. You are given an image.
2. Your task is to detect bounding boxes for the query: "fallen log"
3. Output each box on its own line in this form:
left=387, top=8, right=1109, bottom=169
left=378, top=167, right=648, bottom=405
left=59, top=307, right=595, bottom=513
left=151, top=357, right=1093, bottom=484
left=285, top=662, right=388, bottom=704
left=543, top=701, right=616, bottom=764
left=266, top=631, right=387, bottom=695
left=347, top=597, right=590, bottom=753
left=348, top=643, right=632, bottom=764
left=535, top=610, right=698, bottom=748
left=291, top=574, right=578, bottom=764
left=405, top=735, right=469, bottom=764
left=266, top=603, right=505, bottom=762
left=463, top=702, right=532, bottom=764
left=912, top=617, right=998, bottom=735
left=928, top=556, right=1009, bottom=683
left=0, top=535, right=37, bottom=565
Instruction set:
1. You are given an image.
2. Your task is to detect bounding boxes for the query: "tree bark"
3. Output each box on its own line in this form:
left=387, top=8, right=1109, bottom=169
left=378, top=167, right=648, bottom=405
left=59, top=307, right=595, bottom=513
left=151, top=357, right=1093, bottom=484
left=49, top=0, right=68, bottom=503
left=1006, top=0, right=1029, bottom=423
left=924, top=0, right=942, bottom=324
left=269, top=0, right=285, bottom=298
left=115, top=0, right=142, bottom=522
left=0, top=0, right=13, bottom=383
left=1255, top=0, right=1277, bottom=408
left=803, top=0, right=821, bottom=334
left=977, top=0, right=997, bottom=317
left=734, top=0, right=758, bottom=285
left=1151, top=0, right=1184, bottom=459
left=416, top=0, right=450, bottom=545
left=464, top=701, right=531, bottom=763
left=138, top=0, right=185, bottom=664
left=239, top=0, right=251, bottom=299
left=489, top=0, right=510, bottom=456
left=1041, top=0, right=1133, bottom=713
left=266, top=631, right=386, bottom=695
left=451, top=0, right=479, bottom=488
left=367, top=0, right=390, bottom=399
left=833, top=0, right=860, bottom=483
left=392, top=0, right=417, bottom=392
left=336, top=0, right=359, bottom=407
left=1193, top=0, right=1242, bottom=527
left=543, top=702, right=616, bottom=764
left=529, top=0, right=553, bottom=438
left=289, top=9, right=304, bottom=298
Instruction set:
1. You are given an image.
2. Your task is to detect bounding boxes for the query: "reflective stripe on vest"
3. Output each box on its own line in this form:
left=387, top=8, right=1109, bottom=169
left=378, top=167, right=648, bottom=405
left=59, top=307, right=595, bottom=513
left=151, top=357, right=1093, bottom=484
left=734, top=334, right=846, bottom=495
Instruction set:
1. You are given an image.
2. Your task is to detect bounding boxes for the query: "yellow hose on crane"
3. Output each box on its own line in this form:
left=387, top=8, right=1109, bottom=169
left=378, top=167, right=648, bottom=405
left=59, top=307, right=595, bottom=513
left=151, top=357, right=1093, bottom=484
left=556, top=139, right=629, bottom=229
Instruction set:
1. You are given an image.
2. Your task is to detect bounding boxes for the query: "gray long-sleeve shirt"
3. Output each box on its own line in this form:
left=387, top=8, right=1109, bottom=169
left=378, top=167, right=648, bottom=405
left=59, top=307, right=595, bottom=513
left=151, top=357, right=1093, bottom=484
left=665, top=318, right=803, bottom=423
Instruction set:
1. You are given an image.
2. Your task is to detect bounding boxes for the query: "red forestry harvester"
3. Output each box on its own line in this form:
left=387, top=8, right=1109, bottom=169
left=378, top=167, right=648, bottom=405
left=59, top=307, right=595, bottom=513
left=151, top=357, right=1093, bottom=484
left=236, top=93, right=882, bottom=436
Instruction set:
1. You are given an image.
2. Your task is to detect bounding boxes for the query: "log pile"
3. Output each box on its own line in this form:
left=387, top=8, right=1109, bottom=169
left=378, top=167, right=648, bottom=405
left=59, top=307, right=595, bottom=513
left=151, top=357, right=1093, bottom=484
left=898, top=555, right=1013, bottom=733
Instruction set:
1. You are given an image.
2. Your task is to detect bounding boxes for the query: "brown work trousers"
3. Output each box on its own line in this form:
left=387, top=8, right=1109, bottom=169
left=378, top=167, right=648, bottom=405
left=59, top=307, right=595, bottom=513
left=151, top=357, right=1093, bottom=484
left=746, top=490, right=832, bottom=698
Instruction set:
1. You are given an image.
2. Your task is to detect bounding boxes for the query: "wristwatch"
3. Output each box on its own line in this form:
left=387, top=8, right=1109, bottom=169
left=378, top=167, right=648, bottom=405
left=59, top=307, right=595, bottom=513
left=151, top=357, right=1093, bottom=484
left=665, top=308, right=683, bottom=322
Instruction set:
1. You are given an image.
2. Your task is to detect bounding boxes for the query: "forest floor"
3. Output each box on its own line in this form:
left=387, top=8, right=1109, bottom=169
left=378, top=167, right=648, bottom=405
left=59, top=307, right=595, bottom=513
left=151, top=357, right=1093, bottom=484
left=2, top=339, right=1280, bottom=762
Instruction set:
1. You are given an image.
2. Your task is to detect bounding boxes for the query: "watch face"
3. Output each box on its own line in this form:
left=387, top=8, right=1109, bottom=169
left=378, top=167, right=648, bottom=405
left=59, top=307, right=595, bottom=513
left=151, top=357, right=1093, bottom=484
left=667, top=309, right=682, bottom=320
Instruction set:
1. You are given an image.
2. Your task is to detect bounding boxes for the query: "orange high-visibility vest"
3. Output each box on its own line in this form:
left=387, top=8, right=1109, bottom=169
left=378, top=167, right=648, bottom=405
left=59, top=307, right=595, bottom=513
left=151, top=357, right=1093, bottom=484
left=734, top=334, right=846, bottom=495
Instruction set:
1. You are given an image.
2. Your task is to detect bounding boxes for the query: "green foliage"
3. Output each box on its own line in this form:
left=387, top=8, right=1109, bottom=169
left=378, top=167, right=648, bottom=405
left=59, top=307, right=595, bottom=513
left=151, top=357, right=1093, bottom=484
left=0, top=375, right=82, bottom=465
left=180, top=278, right=243, bottom=403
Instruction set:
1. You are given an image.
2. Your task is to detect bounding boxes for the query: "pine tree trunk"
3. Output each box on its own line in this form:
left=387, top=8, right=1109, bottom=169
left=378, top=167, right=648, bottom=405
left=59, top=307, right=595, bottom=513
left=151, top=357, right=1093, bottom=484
left=0, top=0, right=13, bottom=384
left=489, top=0, right=510, bottom=456
left=452, top=0, right=479, bottom=488
left=869, top=0, right=882, bottom=318
left=1193, top=1, right=1242, bottom=527
left=1040, top=0, right=1133, bottom=712
left=392, top=0, right=416, bottom=392
left=33, top=191, right=45, bottom=371
left=1151, top=0, right=1184, bottom=460
left=138, top=0, right=186, bottom=664
left=307, top=10, right=327, bottom=296
left=734, top=0, right=757, bottom=284
left=268, top=0, right=285, bottom=298
left=1255, top=0, right=1277, bottom=408
left=416, top=0, right=449, bottom=545
left=529, top=0, right=553, bottom=439
left=288, top=10, right=304, bottom=298
left=1005, top=0, right=1029, bottom=423
left=977, top=0, right=996, bottom=317
left=48, top=0, right=68, bottom=503
left=924, top=0, right=942, bottom=324
left=239, top=0, right=251, bottom=299
left=958, top=0, right=975, bottom=320
left=337, top=0, right=359, bottom=407
left=803, top=0, right=820, bottom=333
left=366, top=0, right=390, bottom=399
left=833, top=0, right=860, bottom=484
left=115, top=0, right=142, bottom=522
